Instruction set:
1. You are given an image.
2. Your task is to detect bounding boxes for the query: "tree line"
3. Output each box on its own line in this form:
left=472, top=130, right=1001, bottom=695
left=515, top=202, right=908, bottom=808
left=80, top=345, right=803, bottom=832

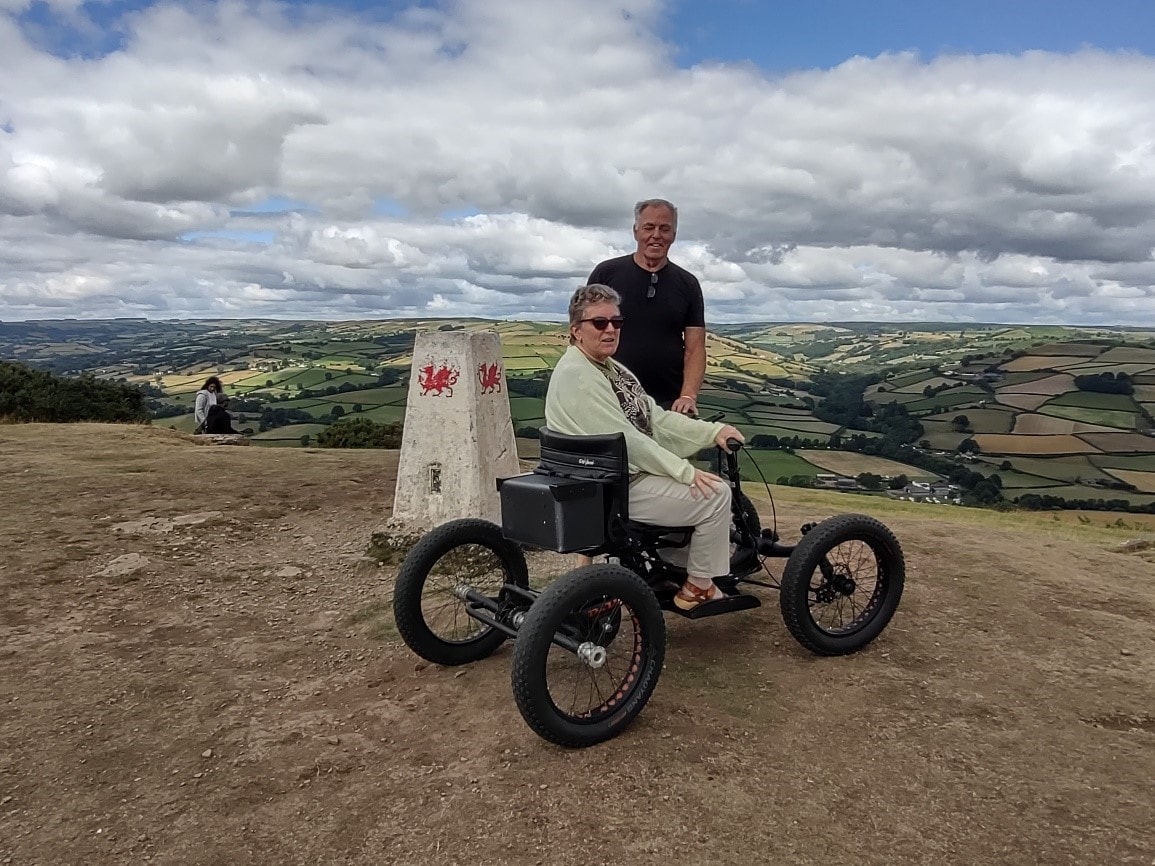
left=0, top=360, right=149, bottom=423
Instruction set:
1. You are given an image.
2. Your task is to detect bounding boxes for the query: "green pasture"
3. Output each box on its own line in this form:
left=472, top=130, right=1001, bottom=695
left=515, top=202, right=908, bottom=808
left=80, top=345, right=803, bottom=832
left=698, top=391, right=758, bottom=411
left=234, top=367, right=312, bottom=388
left=745, top=406, right=815, bottom=419
left=882, top=370, right=931, bottom=388
left=740, top=423, right=833, bottom=443
left=973, top=467, right=1066, bottom=489
left=904, top=386, right=988, bottom=413
left=318, top=385, right=408, bottom=404
left=1092, top=454, right=1155, bottom=471
left=891, top=375, right=953, bottom=394
left=700, top=449, right=821, bottom=482
left=939, top=407, right=1016, bottom=433
left=998, top=370, right=1060, bottom=387
left=1027, top=342, right=1106, bottom=357
left=313, top=355, right=372, bottom=368
left=1096, top=346, right=1155, bottom=364
left=250, top=423, right=331, bottom=444
left=1064, top=362, right=1155, bottom=377
left=977, top=454, right=1118, bottom=484
left=504, top=356, right=551, bottom=371
left=1038, top=405, right=1138, bottom=429
left=264, top=398, right=330, bottom=414
left=509, top=396, right=546, bottom=422
left=1046, top=391, right=1138, bottom=411
left=356, top=405, right=408, bottom=424
left=1012, top=485, right=1155, bottom=506
left=917, top=419, right=974, bottom=450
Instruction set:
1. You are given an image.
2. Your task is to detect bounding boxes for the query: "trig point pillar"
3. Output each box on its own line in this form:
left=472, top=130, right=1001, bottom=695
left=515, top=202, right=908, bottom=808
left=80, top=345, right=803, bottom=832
left=391, top=330, right=521, bottom=529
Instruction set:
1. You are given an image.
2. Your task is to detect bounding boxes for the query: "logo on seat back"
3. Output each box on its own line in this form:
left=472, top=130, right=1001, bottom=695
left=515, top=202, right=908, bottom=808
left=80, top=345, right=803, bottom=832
left=578, top=458, right=595, bottom=466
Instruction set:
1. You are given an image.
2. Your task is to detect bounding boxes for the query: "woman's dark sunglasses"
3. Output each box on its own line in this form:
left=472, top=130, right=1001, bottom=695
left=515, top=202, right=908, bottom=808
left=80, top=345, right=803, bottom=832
left=580, top=316, right=625, bottom=331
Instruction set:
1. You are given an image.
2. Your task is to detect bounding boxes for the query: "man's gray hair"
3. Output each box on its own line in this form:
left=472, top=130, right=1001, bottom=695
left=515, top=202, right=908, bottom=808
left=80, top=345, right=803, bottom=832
left=633, top=198, right=678, bottom=229
left=567, top=284, right=621, bottom=342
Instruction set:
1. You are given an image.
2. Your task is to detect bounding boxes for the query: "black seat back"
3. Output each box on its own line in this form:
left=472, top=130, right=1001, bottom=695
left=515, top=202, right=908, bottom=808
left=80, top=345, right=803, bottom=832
left=536, top=427, right=630, bottom=524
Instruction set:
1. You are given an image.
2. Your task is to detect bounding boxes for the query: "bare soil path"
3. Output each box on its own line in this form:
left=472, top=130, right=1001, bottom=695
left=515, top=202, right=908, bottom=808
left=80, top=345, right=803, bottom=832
left=1, top=424, right=1152, bottom=865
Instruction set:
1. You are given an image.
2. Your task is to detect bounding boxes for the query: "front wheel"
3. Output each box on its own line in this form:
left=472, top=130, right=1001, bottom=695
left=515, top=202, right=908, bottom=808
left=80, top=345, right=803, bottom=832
left=511, top=564, right=666, bottom=748
left=393, top=518, right=528, bottom=666
left=779, top=514, right=904, bottom=656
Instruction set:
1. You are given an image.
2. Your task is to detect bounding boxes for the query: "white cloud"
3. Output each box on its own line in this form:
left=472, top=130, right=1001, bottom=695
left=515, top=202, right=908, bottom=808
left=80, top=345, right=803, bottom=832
left=0, top=0, right=1153, bottom=325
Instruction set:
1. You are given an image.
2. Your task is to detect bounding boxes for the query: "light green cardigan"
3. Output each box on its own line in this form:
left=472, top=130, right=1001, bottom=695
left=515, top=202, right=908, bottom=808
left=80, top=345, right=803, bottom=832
left=544, top=345, right=724, bottom=485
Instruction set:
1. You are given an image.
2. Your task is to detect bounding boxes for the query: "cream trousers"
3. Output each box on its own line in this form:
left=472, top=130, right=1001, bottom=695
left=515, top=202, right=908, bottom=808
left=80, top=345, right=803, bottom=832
left=627, top=474, right=732, bottom=579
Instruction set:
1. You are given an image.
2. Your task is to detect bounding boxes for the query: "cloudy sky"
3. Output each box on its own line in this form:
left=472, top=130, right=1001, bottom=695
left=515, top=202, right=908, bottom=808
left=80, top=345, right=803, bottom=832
left=2, top=0, right=1154, bottom=325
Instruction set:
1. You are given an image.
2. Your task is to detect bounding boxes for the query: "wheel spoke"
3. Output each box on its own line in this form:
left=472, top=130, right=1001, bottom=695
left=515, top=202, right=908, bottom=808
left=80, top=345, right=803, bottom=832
left=543, top=601, right=647, bottom=723
left=804, top=537, right=889, bottom=636
left=418, top=543, right=506, bottom=643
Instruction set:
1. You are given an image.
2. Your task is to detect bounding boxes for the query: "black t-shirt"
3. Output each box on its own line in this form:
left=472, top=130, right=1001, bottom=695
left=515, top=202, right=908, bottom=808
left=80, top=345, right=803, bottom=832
left=587, top=255, right=705, bottom=407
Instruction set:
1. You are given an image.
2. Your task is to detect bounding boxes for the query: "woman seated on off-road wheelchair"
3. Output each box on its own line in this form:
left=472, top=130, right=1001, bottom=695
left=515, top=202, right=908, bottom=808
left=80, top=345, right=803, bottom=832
left=391, top=283, right=905, bottom=748
left=540, top=282, right=744, bottom=611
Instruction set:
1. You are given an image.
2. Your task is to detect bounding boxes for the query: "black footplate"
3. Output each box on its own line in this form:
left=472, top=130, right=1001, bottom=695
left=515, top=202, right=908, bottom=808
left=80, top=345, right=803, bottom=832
left=662, top=592, right=762, bottom=619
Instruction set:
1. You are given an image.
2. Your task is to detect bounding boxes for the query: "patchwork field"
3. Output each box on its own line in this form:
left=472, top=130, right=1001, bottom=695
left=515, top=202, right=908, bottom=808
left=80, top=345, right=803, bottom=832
left=1000, top=355, right=1093, bottom=372
left=994, top=392, right=1051, bottom=412
left=796, top=450, right=932, bottom=478
left=1011, top=413, right=1119, bottom=435
left=998, top=373, right=1075, bottom=395
left=1102, top=469, right=1155, bottom=494
left=972, top=434, right=1101, bottom=455
left=1039, top=405, right=1139, bottom=429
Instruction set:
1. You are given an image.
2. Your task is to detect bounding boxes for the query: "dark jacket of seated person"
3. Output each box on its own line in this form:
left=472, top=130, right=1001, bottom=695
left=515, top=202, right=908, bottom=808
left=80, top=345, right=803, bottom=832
left=203, top=403, right=239, bottom=435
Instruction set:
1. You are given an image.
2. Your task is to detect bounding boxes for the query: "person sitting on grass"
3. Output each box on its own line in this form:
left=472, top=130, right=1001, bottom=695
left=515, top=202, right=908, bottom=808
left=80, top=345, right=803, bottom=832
left=193, top=376, right=222, bottom=433
left=202, top=395, right=239, bottom=435
left=544, top=283, right=744, bottom=611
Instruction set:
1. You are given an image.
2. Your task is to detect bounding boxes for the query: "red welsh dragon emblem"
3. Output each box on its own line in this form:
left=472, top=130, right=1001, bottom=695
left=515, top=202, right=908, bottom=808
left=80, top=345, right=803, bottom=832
left=418, top=360, right=460, bottom=397
left=477, top=361, right=503, bottom=394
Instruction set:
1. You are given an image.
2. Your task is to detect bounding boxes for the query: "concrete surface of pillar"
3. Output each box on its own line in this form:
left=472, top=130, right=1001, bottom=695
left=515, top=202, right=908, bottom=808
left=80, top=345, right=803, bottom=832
left=391, top=330, right=521, bottom=529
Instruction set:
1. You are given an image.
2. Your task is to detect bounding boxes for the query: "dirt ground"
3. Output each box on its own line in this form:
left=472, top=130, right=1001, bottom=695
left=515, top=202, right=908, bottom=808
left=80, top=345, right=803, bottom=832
left=1, top=423, right=1153, bottom=866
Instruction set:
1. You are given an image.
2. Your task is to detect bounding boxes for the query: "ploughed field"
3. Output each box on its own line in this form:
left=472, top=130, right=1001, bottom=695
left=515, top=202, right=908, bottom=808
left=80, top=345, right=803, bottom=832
left=1, top=424, right=1153, bottom=865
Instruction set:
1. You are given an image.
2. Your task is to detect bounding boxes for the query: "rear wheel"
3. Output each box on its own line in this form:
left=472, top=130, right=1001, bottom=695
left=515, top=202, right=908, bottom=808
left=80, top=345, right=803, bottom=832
left=393, top=518, right=528, bottom=666
left=511, top=564, right=665, bottom=747
left=779, top=514, right=904, bottom=656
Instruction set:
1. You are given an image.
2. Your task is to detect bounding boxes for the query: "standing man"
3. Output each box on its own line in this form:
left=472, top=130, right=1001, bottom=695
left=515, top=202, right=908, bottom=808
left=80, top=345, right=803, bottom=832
left=587, top=199, right=706, bottom=415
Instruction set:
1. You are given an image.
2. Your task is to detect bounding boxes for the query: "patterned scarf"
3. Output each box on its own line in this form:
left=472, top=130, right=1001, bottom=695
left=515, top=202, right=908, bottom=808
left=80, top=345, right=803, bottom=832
left=601, top=361, right=653, bottom=437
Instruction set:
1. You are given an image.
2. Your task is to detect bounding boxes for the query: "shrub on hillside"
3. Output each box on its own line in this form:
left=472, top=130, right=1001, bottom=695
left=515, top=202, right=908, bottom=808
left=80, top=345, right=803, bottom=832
left=1074, top=372, right=1133, bottom=395
left=316, top=418, right=403, bottom=448
left=0, top=360, right=149, bottom=423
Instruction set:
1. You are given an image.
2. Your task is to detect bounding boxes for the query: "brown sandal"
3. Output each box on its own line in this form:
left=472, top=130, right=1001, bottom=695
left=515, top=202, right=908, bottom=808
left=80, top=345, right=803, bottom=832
left=673, top=581, right=725, bottom=612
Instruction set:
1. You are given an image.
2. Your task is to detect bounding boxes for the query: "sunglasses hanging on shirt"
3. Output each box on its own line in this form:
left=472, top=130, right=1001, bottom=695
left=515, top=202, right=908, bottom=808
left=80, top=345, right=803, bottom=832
left=647, top=271, right=657, bottom=299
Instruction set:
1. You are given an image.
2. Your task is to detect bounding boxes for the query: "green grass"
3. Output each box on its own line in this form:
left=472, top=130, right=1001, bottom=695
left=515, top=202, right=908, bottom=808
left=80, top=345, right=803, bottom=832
left=726, top=449, right=822, bottom=481
left=1012, top=485, right=1155, bottom=505
left=976, top=454, right=1118, bottom=484
left=509, top=396, right=546, bottom=422
left=356, top=405, right=408, bottom=423
left=998, top=370, right=1059, bottom=386
left=1092, top=454, right=1155, bottom=471
left=250, top=423, right=331, bottom=443
left=1046, top=391, right=1139, bottom=411
left=974, top=468, right=1066, bottom=489
left=904, top=386, right=989, bottom=413
left=1038, top=405, right=1139, bottom=429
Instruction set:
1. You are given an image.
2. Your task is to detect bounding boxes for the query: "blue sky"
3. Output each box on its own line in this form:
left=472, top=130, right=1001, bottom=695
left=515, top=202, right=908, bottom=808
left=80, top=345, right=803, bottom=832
left=2, top=0, right=1155, bottom=324
left=667, top=0, right=1155, bottom=69
left=17, top=0, right=1155, bottom=65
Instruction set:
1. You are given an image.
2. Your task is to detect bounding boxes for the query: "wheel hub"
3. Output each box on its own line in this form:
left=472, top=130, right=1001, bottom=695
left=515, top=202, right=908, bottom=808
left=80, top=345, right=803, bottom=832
left=815, top=570, right=857, bottom=602
left=576, top=641, right=607, bottom=669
